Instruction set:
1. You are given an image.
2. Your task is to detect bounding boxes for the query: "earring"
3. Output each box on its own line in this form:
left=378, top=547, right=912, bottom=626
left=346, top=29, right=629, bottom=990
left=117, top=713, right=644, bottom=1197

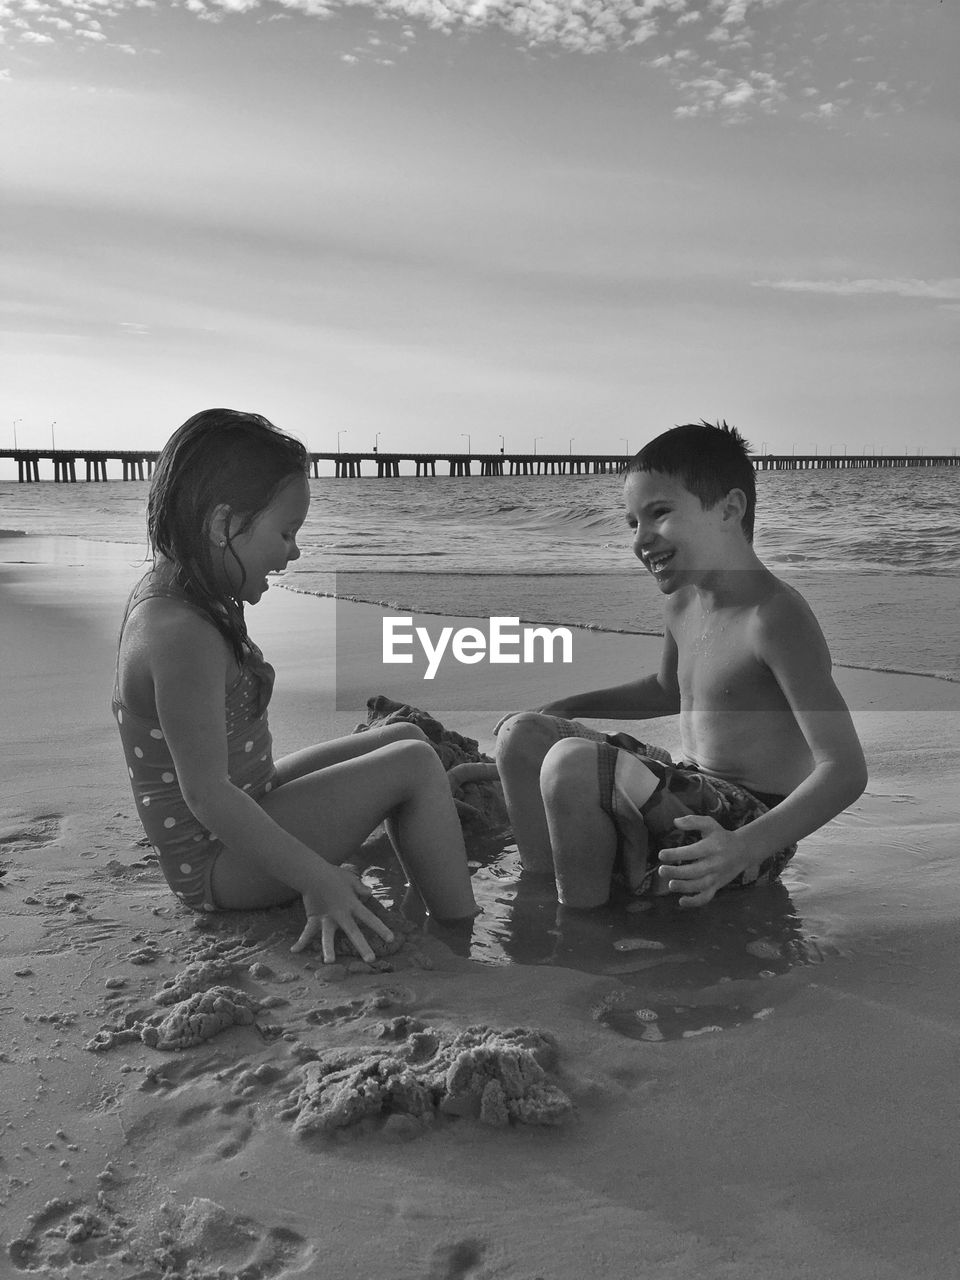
left=218, top=539, right=227, bottom=548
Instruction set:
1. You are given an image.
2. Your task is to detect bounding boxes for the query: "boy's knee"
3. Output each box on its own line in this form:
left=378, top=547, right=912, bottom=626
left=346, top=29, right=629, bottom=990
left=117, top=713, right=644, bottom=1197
left=495, top=711, right=561, bottom=770
left=540, top=738, right=596, bottom=803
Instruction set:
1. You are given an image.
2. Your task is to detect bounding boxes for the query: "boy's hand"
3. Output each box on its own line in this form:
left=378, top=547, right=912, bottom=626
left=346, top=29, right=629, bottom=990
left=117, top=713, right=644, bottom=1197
left=657, top=815, right=750, bottom=908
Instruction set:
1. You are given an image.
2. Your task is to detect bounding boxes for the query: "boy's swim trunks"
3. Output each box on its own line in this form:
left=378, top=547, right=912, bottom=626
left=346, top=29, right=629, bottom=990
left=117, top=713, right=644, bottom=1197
left=531, top=715, right=795, bottom=897
left=597, top=745, right=796, bottom=897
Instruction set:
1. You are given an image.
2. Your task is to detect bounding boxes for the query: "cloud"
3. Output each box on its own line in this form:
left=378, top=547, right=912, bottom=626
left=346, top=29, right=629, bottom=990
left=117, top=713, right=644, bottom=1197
left=753, top=278, right=960, bottom=301
left=721, top=80, right=754, bottom=106
left=1, top=0, right=932, bottom=122
left=669, top=63, right=785, bottom=118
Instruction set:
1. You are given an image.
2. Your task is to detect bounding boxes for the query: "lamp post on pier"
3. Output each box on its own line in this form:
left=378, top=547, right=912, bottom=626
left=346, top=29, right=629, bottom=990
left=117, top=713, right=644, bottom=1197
left=534, top=437, right=543, bottom=455
left=373, top=432, right=380, bottom=453
left=568, top=437, right=575, bottom=454
left=336, top=429, right=348, bottom=453
left=13, top=418, right=21, bottom=449
left=51, top=421, right=57, bottom=450
left=498, top=434, right=505, bottom=454
left=461, top=433, right=471, bottom=454
left=620, top=437, right=629, bottom=455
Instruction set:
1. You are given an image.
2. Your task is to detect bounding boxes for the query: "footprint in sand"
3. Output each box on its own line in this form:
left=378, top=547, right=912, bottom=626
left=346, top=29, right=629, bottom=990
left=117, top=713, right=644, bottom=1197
left=304, top=984, right=418, bottom=1027
left=122, top=1087, right=260, bottom=1166
left=150, top=1199, right=311, bottom=1278
left=0, top=813, right=64, bottom=853
left=428, top=1238, right=488, bottom=1280
left=8, top=1195, right=312, bottom=1278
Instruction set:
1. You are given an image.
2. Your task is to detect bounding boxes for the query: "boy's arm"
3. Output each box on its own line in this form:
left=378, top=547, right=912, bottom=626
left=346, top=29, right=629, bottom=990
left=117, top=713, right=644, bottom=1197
left=661, top=596, right=867, bottom=907
left=540, top=629, right=680, bottom=720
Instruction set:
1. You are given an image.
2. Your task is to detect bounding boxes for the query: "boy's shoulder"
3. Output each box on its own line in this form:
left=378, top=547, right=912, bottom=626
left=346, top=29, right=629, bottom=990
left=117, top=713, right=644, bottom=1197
left=664, top=570, right=827, bottom=643
left=747, top=574, right=833, bottom=672
left=751, top=571, right=821, bottom=625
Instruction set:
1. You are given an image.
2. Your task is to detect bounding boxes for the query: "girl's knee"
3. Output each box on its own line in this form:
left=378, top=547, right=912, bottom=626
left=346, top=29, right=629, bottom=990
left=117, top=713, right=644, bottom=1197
left=377, top=721, right=429, bottom=745
left=391, top=736, right=445, bottom=781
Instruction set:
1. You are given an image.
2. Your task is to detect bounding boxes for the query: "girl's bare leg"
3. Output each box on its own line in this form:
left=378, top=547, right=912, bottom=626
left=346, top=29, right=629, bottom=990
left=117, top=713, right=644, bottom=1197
left=211, top=738, right=476, bottom=920
left=276, top=724, right=440, bottom=885
left=272, top=722, right=428, bottom=786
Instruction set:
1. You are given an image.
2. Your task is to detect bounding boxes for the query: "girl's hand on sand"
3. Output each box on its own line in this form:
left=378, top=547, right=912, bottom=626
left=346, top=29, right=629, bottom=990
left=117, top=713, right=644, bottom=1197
left=290, top=864, right=393, bottom=963
left=657, top=815, right=748, bottom=908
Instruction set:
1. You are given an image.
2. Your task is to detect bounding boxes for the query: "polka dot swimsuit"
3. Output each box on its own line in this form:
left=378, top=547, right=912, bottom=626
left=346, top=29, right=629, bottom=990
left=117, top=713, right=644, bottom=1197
left=113, top=571, right=278, bottom=911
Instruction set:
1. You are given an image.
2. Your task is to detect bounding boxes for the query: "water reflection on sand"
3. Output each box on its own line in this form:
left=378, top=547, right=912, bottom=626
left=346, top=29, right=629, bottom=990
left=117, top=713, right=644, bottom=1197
left=365, top=835, right=842, bottom=1043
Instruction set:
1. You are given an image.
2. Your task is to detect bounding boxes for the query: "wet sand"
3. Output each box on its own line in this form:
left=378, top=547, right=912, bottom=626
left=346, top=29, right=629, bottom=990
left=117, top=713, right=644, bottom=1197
left=2, top=538, right=959, bottom=1279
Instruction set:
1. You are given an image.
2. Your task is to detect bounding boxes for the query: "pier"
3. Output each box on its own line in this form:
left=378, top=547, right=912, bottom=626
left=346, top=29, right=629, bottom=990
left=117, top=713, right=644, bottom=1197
left=1, top=447, right=957, bottom=482
left=1, top=449, right=157, bottom=483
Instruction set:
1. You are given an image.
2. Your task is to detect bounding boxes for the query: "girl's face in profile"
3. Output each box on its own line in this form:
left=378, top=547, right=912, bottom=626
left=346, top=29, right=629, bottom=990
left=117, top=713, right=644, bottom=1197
left=221, top=472, right=311, bottom=605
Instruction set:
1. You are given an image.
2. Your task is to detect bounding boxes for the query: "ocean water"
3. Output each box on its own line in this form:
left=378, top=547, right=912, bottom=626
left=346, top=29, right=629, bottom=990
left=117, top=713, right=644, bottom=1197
left=2, top=466, right=958, bottom=680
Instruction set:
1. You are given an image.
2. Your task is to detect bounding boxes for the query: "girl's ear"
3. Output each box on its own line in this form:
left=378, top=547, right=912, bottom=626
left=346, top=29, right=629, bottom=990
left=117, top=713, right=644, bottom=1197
left=207, top=503, right=232, bottom=548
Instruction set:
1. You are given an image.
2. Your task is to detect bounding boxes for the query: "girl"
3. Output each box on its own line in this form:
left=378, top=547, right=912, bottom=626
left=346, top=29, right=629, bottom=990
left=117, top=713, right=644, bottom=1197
left=114, top=408, right=477, bottom=962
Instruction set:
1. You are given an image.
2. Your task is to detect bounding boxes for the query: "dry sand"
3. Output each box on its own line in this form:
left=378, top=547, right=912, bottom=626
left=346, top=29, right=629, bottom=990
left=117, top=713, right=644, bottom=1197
left=2, top=538, right=959, bottom=1280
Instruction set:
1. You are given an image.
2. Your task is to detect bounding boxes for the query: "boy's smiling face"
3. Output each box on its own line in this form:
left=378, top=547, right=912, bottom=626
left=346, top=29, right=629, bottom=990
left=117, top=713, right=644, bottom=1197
left=624, top=469, right=731, bottom=593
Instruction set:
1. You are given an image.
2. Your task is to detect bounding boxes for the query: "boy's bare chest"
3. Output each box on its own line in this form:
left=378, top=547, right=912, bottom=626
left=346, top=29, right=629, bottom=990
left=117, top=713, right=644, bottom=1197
left=674, top=610, right=775, bottom=710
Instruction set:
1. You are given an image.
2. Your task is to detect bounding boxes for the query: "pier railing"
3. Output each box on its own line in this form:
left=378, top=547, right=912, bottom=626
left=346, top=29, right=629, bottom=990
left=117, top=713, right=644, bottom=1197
left=1, top=447, right=957, bottom=482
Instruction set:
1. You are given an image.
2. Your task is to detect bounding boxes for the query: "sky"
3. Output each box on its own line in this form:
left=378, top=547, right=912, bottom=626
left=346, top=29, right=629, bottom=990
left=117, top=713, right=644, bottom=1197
left=1, top=0, right=958, bottom=465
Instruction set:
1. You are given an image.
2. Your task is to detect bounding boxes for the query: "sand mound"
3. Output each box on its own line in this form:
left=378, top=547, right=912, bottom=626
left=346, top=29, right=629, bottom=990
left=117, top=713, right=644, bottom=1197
left=279, top=1020, right=571, bottom=1137
left=357, top=695, right=509, bottom=834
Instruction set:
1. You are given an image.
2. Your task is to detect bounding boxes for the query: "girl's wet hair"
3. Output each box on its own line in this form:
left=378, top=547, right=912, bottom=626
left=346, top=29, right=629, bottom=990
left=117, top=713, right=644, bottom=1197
left=148, top=408, right=308, bottom=662
left=625, top=419, right=756, bottom=541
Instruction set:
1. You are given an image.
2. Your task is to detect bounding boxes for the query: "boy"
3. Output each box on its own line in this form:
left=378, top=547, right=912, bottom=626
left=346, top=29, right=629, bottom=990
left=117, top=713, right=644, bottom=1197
left=495, top=421, right=867, bottom=909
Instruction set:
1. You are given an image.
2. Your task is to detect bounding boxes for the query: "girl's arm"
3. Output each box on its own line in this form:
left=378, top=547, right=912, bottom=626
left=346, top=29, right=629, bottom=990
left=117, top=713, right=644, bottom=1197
left=146, top=603, right=392, bottom=960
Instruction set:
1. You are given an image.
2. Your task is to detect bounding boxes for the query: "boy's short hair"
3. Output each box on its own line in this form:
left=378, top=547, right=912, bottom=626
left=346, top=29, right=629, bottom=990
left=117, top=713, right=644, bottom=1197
left=626, top=419, right=756, bottom=542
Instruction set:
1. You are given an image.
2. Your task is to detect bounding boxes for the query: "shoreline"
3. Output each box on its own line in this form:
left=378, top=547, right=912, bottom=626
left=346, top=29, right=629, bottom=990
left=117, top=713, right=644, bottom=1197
left=3, top=531, right=958, bottom=687
left=279, top=582, right=960, bottom=687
